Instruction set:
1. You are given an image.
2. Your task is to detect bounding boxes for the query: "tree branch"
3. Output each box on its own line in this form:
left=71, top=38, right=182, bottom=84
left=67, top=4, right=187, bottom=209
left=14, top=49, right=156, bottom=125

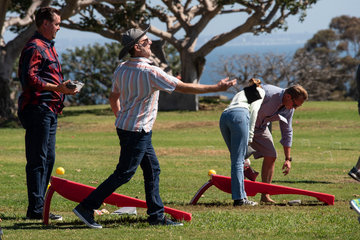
left=195, top=7, right=264, bottom=57
left=3, top=0, right=42, bottom=29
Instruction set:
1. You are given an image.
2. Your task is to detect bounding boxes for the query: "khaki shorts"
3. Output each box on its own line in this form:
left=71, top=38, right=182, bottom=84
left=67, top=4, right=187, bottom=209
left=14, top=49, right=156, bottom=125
left=250, top=127, right=277, bottom=159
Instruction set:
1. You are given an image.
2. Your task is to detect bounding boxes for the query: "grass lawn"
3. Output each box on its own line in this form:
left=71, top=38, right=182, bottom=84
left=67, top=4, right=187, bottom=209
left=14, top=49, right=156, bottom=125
left=0, top=101, right=360, bottom=239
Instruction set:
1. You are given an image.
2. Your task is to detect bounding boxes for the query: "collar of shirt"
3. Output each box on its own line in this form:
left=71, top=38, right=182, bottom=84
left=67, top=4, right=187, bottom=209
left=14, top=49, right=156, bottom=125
left=262, top=85, right=285, bottom=113
left=128, top=57, right=153, bottom=65
left=34, top=31, right=55, bottom=47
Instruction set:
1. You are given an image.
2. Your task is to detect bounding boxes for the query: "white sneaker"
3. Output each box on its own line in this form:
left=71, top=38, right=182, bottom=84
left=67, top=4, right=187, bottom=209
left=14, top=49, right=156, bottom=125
left=234, top=198, right=258, bottom=206
left=350, top=199, right=360, bottom=215
left=243, top=198, right=258, bottom=206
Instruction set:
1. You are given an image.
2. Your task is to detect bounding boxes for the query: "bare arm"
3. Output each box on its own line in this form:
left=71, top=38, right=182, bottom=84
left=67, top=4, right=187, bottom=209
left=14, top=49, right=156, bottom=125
left=174, top=77, right=236, bottom=94
left=282, top=145, right=291, bottom=175
left=109, top=91, right=121, bottom=117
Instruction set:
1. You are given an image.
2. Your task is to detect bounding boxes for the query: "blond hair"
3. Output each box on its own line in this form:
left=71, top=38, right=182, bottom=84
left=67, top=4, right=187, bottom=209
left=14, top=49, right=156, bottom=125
left=248, top=78, right=262, bottom=88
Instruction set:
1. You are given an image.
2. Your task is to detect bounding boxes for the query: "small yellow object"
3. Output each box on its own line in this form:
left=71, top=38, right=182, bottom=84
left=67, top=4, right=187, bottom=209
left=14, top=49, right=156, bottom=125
left=56, top=167, right=65, bottom=175
left=208, top=169, right=216, bottom=176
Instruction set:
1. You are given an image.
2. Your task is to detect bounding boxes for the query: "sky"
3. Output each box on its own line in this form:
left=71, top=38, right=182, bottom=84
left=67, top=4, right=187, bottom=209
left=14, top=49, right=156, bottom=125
left=54, top=0, right=360, bottom=43
left=4, top=0, right=359, bottom=45
left=197, top=0, right=360, bottom=36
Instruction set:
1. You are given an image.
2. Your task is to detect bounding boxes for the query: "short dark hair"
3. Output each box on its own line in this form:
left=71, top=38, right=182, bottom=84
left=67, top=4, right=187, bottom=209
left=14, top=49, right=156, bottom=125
left=35, top=7, right=61, bottom=28
left=285, top=84, right=308, bottom=101
left=128, top=46, right=136, bottom=57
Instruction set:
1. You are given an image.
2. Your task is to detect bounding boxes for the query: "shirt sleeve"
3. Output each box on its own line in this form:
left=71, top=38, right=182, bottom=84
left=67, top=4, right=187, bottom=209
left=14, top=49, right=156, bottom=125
left=279, top=109, right=294, bottom=147
left=148, top=66, right=179, bottom=93
left=111, top=64, right=123, bottom=93
left=21, top=47, right=47, bottom=90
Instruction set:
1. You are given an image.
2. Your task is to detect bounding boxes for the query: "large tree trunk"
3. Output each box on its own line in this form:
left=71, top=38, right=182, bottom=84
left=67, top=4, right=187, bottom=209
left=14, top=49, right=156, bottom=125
left=158, top=52, right=206, bottom=111
left=0, top=69, right=13, bottom=121
left=0, top=24, right=36, bottom=123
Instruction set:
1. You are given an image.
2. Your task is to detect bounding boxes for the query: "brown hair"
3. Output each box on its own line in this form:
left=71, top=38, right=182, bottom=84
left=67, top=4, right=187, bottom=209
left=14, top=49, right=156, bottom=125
left=285, top=84, right=308, bottom=101
left=35, top=7, right=61, bottom=28
left=248, top=78, right=262, bottom=88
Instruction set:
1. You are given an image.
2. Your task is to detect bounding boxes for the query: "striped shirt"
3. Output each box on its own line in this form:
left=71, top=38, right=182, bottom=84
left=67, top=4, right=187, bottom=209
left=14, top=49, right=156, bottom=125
left=18, top=31, right=64, bottom=114
left=111, top=57, right=179, bottom=132
left=255, top=84, right=294, bottom=147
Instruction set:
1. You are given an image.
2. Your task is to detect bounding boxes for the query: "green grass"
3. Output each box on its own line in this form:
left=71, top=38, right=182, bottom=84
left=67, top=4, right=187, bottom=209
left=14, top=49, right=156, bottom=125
left=1, top=101, right=360, bottom=239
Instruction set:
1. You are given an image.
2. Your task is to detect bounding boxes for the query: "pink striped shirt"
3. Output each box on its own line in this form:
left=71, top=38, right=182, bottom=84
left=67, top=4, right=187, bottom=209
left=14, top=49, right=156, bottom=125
left=111, top=57, right=179, bottom=132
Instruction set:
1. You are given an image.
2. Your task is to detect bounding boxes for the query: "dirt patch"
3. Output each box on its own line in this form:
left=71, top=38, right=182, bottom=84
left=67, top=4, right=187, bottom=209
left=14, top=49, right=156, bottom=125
left=154, top=121, right=218, bottom=130
left=156, top=147, right=228, bottom=157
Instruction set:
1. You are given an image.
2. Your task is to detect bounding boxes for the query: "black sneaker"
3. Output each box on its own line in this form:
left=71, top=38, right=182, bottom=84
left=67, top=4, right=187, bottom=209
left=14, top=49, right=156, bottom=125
left=348, top=167, right=360, bottom=182
left=149, top=216, right=184, bottom=226
left=26, top=213, right=42, bottom=220
left=49, top=213, right=63, bottom=221
left=26, top=212, right=62, bottom=221
left=73, top=204, right=102, bottom=229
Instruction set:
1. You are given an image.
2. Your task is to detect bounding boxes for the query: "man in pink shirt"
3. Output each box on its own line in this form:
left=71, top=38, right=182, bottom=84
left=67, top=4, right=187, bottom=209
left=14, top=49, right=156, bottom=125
left=73, top=26, right=236, bottom=229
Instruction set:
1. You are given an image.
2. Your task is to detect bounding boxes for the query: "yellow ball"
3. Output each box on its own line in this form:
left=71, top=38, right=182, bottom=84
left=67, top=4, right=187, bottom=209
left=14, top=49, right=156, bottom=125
left=56, top=167, right=65, bottom=175
left=208, top=169, right=216, bottom=176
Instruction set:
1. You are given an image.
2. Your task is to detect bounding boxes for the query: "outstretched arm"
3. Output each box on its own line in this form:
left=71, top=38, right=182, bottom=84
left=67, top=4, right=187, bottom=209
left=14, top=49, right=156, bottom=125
left=174, top=77, right=236, bottom=94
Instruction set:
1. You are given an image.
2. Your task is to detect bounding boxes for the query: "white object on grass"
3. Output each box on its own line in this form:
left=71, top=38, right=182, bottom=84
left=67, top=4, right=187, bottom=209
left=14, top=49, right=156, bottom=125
left=288, top=199, right=301, bottom=206
left=111, top=207, right=137, bottom=215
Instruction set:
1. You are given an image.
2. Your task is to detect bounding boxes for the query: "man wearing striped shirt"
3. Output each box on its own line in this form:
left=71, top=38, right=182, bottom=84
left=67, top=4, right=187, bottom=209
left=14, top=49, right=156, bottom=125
left=73, top=26, right=236, bottom=229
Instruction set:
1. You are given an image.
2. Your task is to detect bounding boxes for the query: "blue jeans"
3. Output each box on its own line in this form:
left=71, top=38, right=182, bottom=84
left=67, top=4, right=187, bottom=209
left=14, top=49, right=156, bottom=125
left=219, top=108, right=249, bottom=200
left=18, top=105, right=57, bottom=217
left=81, top=129, right=164, bottom=222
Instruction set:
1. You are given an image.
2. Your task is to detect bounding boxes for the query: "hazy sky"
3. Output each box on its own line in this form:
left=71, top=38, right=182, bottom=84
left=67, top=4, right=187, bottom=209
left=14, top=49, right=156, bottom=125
left=4, top=0, right=359, bottom=43
left=280, top=0, right=359, bottom=34
left=199, top=0, right=360, bottom=36
left=58, top=0, right=359, bottom=42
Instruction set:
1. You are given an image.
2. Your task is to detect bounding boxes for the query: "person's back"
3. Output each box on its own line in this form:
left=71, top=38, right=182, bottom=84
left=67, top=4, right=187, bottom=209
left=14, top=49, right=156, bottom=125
left=112, top=57, right=179, bottom=132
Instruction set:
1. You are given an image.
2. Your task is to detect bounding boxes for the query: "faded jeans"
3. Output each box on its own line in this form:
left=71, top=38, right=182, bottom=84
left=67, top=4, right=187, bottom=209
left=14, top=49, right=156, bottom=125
left=219, top=108, right=249, bottom=200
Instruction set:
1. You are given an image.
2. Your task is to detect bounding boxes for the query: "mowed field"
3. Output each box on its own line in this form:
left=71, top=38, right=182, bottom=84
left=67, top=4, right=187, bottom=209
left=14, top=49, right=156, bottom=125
left=0, top=101, right=359, bottom=240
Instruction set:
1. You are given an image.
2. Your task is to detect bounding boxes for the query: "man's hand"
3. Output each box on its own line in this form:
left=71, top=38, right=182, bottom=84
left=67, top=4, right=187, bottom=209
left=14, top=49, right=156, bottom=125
left=215, top=77, right=237, bottom=91
left=58, top=80, right=79, bottom=95
left=282, top=160, right=291, bottom=175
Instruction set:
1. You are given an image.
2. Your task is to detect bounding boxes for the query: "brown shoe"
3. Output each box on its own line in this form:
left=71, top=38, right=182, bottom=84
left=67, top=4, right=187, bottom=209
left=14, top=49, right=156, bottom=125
left=244, top=166, right=259, bottom=181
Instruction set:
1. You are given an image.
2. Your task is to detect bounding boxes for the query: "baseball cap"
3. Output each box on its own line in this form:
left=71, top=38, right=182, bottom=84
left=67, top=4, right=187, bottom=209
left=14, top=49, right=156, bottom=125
left=118, top=25, right=150, bottom=60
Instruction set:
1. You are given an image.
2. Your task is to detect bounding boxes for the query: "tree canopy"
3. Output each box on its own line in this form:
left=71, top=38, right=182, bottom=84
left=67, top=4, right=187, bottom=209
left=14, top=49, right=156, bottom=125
left=0, top=0, right=318, bottom=124
left=60, top=0, right=318, bottom=110
left=214, top=15, right=360, bottom=101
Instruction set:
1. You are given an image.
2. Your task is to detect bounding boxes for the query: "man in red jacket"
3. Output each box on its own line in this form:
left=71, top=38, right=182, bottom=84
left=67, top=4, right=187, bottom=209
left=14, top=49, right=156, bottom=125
left=18, top=7, right=78, bottom=220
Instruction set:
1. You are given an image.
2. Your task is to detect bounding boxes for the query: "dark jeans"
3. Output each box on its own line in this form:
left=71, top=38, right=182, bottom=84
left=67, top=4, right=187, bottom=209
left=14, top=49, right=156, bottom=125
left=81, top=129, right=164, bottom=222
left=18, top=105, right=57, bottom=217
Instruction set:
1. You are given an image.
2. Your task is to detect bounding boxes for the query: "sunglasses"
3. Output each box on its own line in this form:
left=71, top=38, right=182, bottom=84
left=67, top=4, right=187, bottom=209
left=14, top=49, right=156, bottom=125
left=137, top=38, right=151, bottom=46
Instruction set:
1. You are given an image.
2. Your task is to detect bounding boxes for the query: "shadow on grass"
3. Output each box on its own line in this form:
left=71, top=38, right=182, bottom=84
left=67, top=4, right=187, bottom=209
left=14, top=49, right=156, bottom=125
left=4, top=216, right=149, bottom=230
left=60, top=107, right=113, bottom=118
left=192, top=200, right=328, bottom=207
left=272, top=180, right=333, bottom=184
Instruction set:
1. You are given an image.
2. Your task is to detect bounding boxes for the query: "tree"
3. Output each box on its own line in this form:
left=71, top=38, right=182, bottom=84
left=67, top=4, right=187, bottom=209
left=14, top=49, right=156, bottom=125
left=293, top=15, right=360, bottom=100
left=212, top=52, right=293, bottom=93
left=61, top=42, right=122, bottom=105
left=0, top=0, right=133, bottom=124
left=214, top=15, right=360, bottom=101
left=60, top=0, right=318, bottom=110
